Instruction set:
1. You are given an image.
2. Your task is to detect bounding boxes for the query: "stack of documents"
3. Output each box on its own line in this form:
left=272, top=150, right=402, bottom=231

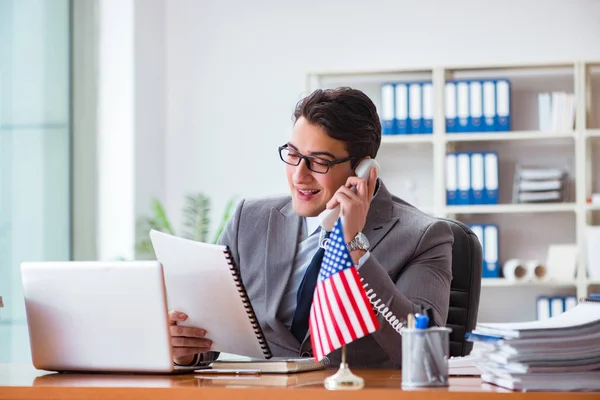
left=512, top=166, right=567, bottom=203
left=468, top=297, right=600, bottom=391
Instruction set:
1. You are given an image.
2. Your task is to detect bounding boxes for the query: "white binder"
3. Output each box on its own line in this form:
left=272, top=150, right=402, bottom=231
left=483, top=225, right=499, bottom=278
left=536, top=296, right=551, bottom=320
left=484, top=152, right=499, bottom=204
left=456, top=81, right=469, bottom=132
left=408, top=82, right=422, bottom=133
left=395, top=83, right=408, bottom=134
left=469, top=81, right=483, bottom=132
left=483, top=80, right=496, bottom=131
left=380, top=83, right=395, bottom=134
left=445, top=81, right=457, bottom=133
left=457, top=152, right=471, bottom=205
left=470, top=152, right=485, bottom=204
left=422, top=82, right=433, bottom=134
left=550, top=297, right=565, bottom=318
left=496, top=79, right=511, bottom=131
left=445, top=153, right=458, bottom=205
left=565, top=296, right=578, bottom=311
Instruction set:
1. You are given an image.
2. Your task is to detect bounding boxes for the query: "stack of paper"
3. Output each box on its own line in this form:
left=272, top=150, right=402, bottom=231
left=512, top=166, right=568, bottom=204
left=469, top=298, right=600, bottom=391
left=538, top=92, right=576, bottom=132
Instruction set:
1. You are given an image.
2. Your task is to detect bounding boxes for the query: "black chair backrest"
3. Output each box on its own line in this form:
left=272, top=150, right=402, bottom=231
left=440, top=218, right=482, bottom=357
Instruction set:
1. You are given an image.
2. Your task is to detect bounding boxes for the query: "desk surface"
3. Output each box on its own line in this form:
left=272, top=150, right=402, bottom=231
left=0, top=364, right=596, bottom=400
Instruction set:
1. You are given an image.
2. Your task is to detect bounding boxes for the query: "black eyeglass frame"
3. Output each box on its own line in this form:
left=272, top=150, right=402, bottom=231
left=278, top=144, right=355, bottom=174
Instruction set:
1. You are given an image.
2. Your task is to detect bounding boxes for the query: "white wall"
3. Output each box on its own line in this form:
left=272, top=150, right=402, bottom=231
left=161, top=0, right=600, bottom=234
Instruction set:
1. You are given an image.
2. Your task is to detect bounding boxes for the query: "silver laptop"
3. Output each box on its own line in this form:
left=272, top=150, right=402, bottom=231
left=20, top=261, right=207, bottom=374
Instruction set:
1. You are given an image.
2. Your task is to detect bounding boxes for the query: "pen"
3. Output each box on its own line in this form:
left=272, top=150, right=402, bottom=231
left=415, top=313, right=440, bottom=383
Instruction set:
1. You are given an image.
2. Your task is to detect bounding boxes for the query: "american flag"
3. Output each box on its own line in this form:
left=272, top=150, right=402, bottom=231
left=309, top=218, right=380, bottom=361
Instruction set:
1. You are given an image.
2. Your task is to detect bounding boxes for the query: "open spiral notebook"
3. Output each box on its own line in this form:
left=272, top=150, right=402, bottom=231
left=150, top=230, right=271, bottom=359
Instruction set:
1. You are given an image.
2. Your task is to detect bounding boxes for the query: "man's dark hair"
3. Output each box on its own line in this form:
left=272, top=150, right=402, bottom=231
left=293, top=87, right=382, bottom=168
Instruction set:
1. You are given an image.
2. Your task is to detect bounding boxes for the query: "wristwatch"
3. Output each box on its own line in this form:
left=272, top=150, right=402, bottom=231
left=347, top=232, right=370, bottom=252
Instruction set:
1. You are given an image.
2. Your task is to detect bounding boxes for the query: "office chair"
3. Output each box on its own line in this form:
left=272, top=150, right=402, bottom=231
left=440, top=218, right=482, bottom=357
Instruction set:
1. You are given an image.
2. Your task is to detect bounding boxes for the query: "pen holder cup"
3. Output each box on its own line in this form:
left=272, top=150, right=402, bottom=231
left=401, top=327, right=451, bottom=388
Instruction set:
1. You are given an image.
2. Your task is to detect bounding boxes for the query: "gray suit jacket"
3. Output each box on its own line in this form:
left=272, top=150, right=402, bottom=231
left=216, top=181, right=453, bottom=368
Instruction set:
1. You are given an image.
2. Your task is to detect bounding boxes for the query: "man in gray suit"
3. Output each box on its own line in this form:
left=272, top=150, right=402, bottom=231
left=169, top=87, right=453, bottom=368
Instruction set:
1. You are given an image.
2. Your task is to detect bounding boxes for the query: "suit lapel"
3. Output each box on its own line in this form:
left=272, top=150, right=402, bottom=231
left=363, top=180, right=399, bottom=250
left=265, top=200, right=302, bottom=350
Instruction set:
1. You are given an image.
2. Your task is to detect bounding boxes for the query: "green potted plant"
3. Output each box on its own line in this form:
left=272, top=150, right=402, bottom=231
left=136, top=193, right=237, bottom=259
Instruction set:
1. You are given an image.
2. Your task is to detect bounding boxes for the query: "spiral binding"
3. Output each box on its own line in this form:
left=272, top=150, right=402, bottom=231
left=361, top=277, right=404, bottom=335
left=223, top=247, right=272, bottom=358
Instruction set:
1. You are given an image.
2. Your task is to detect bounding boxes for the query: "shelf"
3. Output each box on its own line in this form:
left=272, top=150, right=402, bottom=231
left=445, top=203, right=577, bottom=215
left=481, top=278, right=577, bottom=288
left=381, top=135, right=433, bottom=145
left=587, top=129, right=600, bottom=138
left=588, top=204, right=600, bottom=211
left=444, top=131, right=575, bottom=142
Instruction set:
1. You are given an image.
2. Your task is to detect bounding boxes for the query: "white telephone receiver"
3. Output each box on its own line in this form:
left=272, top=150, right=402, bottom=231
left=318, top=158, right=380, bottom=232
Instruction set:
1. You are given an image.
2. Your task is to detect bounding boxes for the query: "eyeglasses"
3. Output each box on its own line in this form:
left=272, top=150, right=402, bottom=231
left=278, top=144, right=355, bottom=174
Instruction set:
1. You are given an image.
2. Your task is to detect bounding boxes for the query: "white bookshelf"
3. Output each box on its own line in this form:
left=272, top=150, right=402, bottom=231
left=445, top=131, right=576, bottom=142
left=481, top=279, right=577, bottom=288
left=308, top=60, right=600, bottom=322
left=445, top=203, right=577, bottom=215
left=586, top=129, right=600, bottom=138
left=381, top=135, right=433, bottom=145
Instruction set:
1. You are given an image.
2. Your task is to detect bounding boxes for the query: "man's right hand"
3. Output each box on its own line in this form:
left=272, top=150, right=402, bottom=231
left=169, top=310, right=212, bottom=366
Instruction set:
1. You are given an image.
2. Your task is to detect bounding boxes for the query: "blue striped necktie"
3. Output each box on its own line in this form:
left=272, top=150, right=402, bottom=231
left=290, top=231, right=329, bottom=342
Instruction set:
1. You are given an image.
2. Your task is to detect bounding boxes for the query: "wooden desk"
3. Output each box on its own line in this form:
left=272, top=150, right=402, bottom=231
left=0, top=364, right=596, bottom=400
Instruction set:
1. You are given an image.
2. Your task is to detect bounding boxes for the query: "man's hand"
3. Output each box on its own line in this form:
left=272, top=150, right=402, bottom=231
left=169, top=310, right=212, bottom=366
left=326, top=166, right=378, bottom=243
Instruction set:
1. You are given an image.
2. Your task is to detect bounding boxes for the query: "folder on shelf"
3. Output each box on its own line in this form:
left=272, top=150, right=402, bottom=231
left=538, top=92, right=552, bottom=132
left=550, top=297, right=565, bottom=318
left=457, top=81, right=470, bottom=132
left=408, top=82, right=422, bottom=134
left=470, top=152, right=485, bottom=204
left=469, top=224, right=487, bottom=278
left=380, top=83, right=395, bottom=135
left=394, top=83, right=408, bottom=134
left=422, top=82, right=433, bottom=134
left=536, top=296, right=551, bottom=320
left=446, top=153, right=458, bottom=205
left=484, top=152, right=499, bottom=204
left=456, top=152, right=471, bottom=205
left=483, top=224, right=500, bottom=278
left=445, top=81, right=457, bottom=133
left=483, top=80, right=496, bottom=132
left=469, top=81, right=483, bottom=132
left=565, top=296, right=577, bottom=311
left=495, top=79, right=511, bottom=131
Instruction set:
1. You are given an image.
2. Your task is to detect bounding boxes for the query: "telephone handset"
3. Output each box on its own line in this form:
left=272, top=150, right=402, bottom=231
left=318, top=158, right=381, bottom=232
left=317, top=158, right=405, bottom=336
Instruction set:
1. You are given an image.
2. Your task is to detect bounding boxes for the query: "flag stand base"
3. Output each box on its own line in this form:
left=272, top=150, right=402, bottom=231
left=324, top=346, right=364, bottom=390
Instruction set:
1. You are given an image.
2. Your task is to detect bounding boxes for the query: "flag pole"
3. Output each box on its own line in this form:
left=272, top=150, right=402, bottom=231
left=323, top=345, right=364, bottom=390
